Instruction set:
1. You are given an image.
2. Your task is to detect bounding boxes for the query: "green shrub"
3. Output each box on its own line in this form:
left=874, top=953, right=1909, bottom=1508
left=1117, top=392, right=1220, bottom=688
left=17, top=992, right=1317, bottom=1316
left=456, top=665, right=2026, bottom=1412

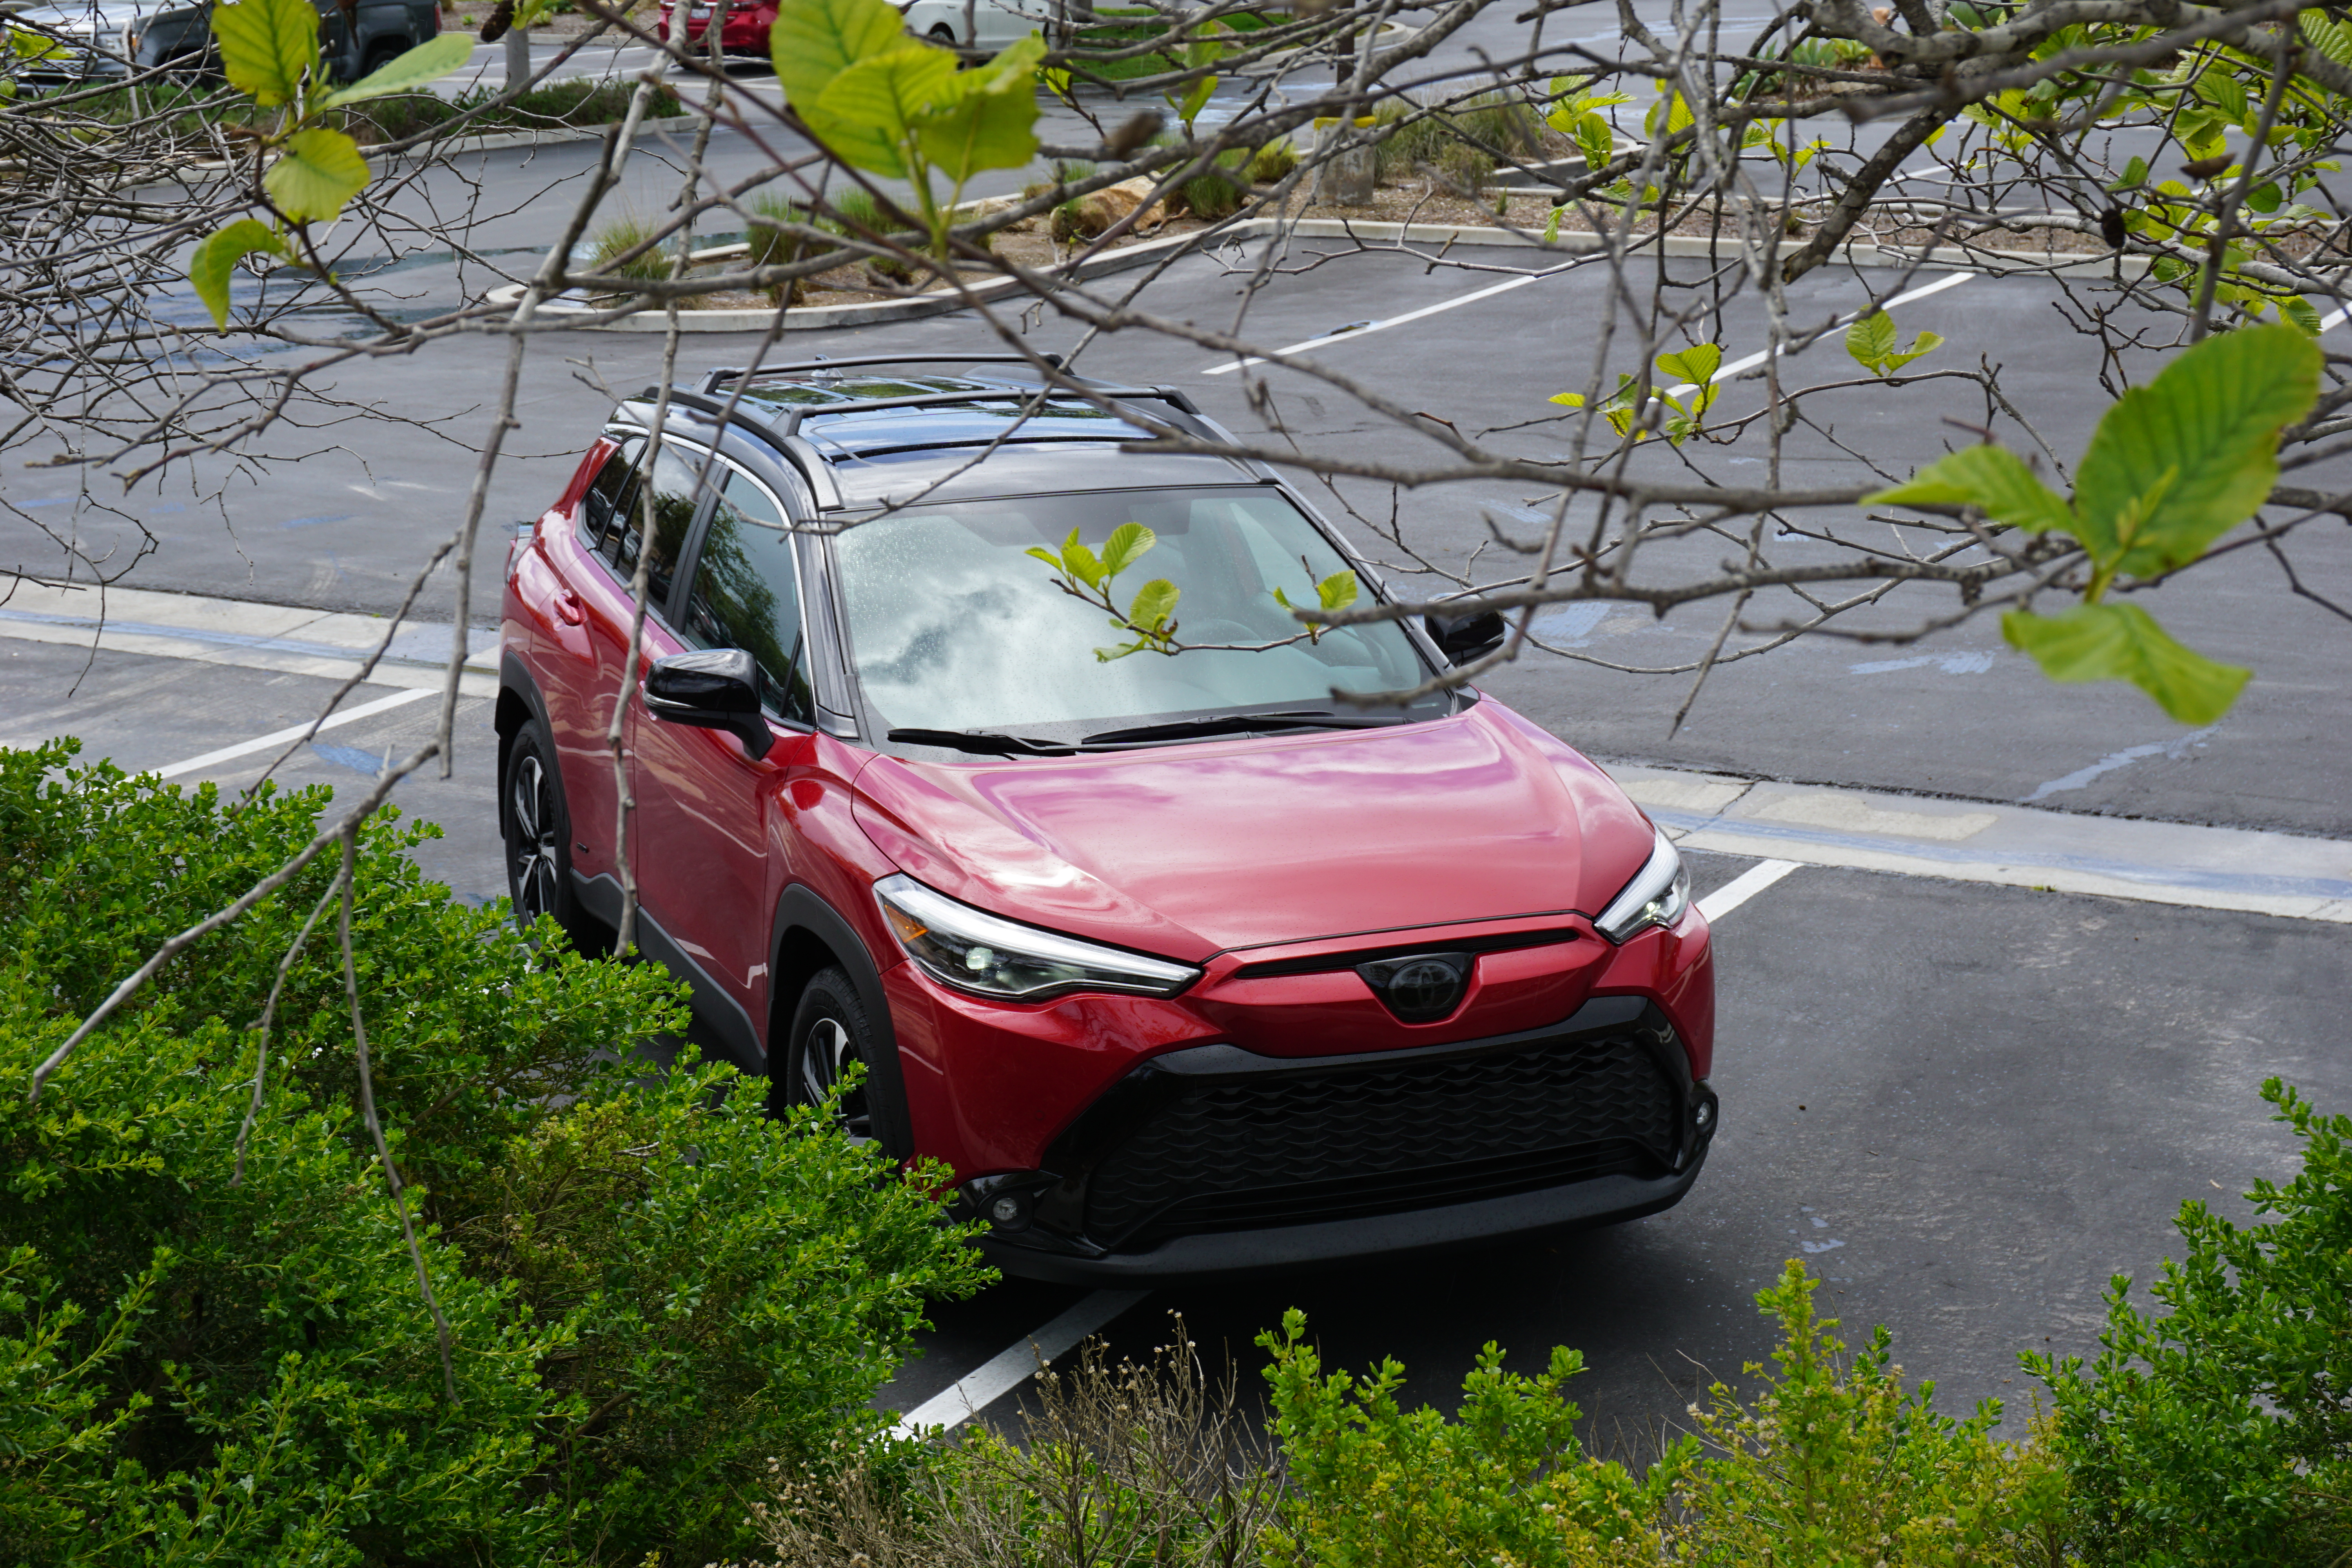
left=2026, top=1078, right=2352, bottom=1566
left=1677, top=1262, right=2070, bottom=1566
left=747, top=191, right=813, bottom=304
left=0, top=739, right=987, bottom=1566
left=1260, top=1309, right=1682, bottom=1566
left=1250, top=141, right=1298, bottom=184
left=586, top=212, right=676, bottom=284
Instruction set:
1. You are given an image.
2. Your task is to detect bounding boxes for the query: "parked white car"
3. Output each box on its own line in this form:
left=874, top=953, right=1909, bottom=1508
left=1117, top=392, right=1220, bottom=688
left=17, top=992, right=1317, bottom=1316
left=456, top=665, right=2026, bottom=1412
left=897, top=0, right=1066, bottom=49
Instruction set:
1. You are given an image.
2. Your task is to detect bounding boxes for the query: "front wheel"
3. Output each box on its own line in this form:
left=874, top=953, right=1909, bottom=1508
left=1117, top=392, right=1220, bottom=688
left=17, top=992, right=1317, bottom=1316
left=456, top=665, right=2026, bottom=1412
left=776, top=965, right=886, bottom=1144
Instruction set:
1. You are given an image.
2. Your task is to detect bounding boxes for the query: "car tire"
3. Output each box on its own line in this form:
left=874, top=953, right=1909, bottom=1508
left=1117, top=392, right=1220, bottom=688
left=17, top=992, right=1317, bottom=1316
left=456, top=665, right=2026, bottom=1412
left=776, top=965, right=888, bottom=1144
left=502, top=723, right=599, bottom=948
left=357, top=37, right=405, bottom=80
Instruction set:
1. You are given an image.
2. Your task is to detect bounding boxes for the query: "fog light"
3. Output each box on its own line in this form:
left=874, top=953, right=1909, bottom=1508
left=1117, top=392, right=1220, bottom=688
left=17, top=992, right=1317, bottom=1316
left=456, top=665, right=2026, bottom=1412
left=1693, top=1100, right=1713, bottom=1131
left=987, top=1193, right=1027, bottom=1227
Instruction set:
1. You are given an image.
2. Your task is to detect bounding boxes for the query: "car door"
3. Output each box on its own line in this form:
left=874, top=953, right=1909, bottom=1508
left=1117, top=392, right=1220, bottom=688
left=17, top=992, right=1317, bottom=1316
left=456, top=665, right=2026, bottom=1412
left=554, top=437, right=697, bottom=907
left=519, top=433, right=639, bottom=887
left=630, top=458, right=820, bottom=1068
left=976, top=0, right=1027, bottom=47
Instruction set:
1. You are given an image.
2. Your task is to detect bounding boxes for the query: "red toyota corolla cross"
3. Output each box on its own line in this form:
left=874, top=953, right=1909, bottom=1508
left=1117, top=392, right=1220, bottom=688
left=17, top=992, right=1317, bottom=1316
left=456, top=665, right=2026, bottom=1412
left=497, top=354, right=1719, bottom=1282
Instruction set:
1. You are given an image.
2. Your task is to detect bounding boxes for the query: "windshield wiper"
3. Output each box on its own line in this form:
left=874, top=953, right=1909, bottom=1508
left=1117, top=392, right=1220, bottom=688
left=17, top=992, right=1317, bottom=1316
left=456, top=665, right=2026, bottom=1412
left=886, top=728, right=1083, bottom=756
left=1080, top=711, right=1412, bottom=745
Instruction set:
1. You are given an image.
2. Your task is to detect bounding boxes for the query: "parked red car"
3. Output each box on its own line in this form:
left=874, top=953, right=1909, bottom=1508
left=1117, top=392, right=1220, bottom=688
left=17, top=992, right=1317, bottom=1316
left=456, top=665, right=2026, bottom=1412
left=498, top=354, right=1719, bottom=1282
left=654, top=0, right=778, bottom=54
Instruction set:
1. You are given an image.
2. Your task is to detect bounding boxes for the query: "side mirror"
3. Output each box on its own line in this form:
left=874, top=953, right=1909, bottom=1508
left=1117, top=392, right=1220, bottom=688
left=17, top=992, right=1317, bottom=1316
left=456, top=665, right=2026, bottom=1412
left=1423, top=608, right=1507, bottom=666
left=643, top=648, right=776, bottom=760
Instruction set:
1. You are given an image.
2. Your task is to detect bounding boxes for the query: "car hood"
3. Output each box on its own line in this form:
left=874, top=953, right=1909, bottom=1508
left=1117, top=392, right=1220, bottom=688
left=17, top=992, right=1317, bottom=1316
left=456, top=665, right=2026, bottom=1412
left=15, top=0, right=163, bottom=28
left=850, top=702, right=1655, bottom=961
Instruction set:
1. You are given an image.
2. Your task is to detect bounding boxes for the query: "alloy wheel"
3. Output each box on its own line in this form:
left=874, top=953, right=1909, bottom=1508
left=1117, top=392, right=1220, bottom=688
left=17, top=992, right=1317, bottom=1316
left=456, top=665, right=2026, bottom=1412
left=508, top=751, right=561, bottom=927
left=799, top=1016, right=874, bottom=1142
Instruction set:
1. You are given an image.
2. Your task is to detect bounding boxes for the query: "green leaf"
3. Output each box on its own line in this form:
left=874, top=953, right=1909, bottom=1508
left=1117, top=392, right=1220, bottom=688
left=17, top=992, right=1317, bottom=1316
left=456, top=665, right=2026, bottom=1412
left=1127, top=578, right=1180, bottom=633
left=188, top=218, right=290, bottom=329
left=264, top=128, right=370, bottom=224
left=770, top=0, right=911, bottom=110
left=1172, top=72, right=1216, bottom=130
left=2002, top=603, right=2250, bottom=723
left=2106, top=154, right=2147, bottom=193
left=2280, top=294, right=2321, bottom=335
left=316, top=32, right=474, bottom=109
left=1882, top=327, right=1938, bottom=369
left=808, top=44, right=955, bottom=180
left=1846, top=310, right=1897, bottom=371
left=211, top=0, right=319, bottom=107
left=911, top=33, right=1044, bottom=183
left=2246, top=180, right=2282, bottom=214
left=1314, top=571, right=1359, bottom=612
left=1058, top=530, right=1105, bottom=589
left=1864, top=445, right=2076, bottom=534
left=1655, top=342, right=1721, bottom=389
left=1024, top=544, right=1065, bottom=573
left=2072, top=324, right=2321, bottom=577
left=1096, top=521, right=1154, bottom=578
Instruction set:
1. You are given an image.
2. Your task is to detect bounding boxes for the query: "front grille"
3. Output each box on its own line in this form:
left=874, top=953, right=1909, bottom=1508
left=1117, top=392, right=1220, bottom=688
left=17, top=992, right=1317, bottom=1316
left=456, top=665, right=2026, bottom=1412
left=1082, top=1027, right=1680, bottom=1247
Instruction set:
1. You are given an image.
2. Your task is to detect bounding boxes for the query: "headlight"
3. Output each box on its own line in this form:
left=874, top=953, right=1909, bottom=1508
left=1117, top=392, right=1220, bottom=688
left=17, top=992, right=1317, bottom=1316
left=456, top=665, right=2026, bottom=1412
left=1592, top=826, right=1691, bottom=944
left=873, top=873, right=1200, bottom=1001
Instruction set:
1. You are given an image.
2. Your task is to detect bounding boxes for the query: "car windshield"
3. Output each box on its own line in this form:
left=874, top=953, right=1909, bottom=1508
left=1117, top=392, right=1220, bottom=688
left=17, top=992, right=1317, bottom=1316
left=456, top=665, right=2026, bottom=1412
left=830, top=487, right=1441, bottom=736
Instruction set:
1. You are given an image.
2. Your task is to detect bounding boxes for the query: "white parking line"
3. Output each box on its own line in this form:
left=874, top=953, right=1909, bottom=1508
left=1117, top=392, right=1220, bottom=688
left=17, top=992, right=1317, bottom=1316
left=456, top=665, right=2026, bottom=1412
left=154, top=688, right=436, bottom=780
left=895, top=852, right=1809, bottom=1439
left=1203, top=261, right=1579, bottom=374
left=891, top=1289, right=1151, bottom=1438
left=1695, top=858, right=1803, bottom=922
left=1205, top=267, right=1976, bottom=382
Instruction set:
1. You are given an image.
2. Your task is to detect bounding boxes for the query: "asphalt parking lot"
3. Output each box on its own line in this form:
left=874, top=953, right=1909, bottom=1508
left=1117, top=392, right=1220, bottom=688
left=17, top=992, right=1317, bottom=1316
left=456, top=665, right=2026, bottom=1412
left=5, top=121, right=2349, bottom=1450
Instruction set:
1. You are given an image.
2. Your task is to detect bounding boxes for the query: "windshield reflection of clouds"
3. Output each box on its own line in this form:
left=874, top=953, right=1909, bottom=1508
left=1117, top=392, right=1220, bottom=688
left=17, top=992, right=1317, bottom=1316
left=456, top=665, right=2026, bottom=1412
left=834, top=488, right=1431, bottom=733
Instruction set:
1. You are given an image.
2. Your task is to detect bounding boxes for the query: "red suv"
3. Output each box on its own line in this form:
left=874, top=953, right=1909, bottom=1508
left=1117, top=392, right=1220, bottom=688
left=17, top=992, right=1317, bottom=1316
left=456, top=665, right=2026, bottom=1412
left=497, top=355, right=1719, bottom=1282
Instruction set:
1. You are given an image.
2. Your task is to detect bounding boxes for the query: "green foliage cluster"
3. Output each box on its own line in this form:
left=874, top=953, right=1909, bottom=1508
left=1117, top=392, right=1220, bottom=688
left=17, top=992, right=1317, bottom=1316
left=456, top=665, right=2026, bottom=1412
left=1373, top=89, right=1548, bottom=191
left=187, top=0, right=475, bottom=325
left=1870, top=323, right=2320, bottom=723
left=2027, top=1078, right=2352, bottom=1567
left=758, top=1079, right=2347, bottom=1566
left=0, top=739, right=987, bottom=1566
left=1261, top=1266, right=2067, bottom=1568
left=1060, top=5, right=1269, bottom=85
left=771, top=0, right=1044, bottom=254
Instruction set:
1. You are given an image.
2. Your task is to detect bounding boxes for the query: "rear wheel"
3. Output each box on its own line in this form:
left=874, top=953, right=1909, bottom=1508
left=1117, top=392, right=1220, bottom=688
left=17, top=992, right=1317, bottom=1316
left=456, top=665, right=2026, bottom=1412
left=776, top=966, right=884, bottom=1144
left=503, top=724, right=595, bottom=947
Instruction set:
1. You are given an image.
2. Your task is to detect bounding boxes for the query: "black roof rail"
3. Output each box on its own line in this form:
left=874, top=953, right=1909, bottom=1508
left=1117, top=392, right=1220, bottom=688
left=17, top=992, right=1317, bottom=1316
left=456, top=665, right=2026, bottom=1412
left=632, top=386, right=786, bottom=445
left=776, top=384, right=1183, bottom=439
left=702, top=352, right=1067, bottom=394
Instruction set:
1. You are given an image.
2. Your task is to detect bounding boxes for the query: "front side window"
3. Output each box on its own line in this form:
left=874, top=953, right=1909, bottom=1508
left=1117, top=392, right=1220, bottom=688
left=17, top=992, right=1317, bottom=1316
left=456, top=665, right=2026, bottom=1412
left=831, top=487, right=1437, bottom=736
left=676, top=469, right=816, bottom=725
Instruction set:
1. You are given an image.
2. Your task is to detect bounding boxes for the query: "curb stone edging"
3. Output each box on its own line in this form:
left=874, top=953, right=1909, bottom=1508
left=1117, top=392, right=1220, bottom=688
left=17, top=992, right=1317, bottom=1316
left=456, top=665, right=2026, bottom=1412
left=492, top=212, right=2150, bottom=332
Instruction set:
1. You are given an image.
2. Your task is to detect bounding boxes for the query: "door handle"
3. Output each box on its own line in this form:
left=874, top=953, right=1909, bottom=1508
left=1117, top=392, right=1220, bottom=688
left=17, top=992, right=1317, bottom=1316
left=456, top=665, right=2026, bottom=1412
left=554, top=590, right=586, bottom=626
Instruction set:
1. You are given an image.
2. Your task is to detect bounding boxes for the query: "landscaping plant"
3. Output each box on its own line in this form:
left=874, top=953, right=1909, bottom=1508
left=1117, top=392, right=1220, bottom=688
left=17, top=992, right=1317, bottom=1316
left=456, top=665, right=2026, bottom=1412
left=0, top=739, right=987, bottom=1566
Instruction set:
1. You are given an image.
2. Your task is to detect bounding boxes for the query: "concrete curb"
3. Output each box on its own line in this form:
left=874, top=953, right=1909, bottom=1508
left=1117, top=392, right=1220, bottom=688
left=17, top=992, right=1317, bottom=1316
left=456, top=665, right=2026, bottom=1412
left=498, top=210, right=2148, bottom=332
left=1611, top=763, right=2352, bottom=923
left=482, top=214, right=1229, bottom=332
left=0, top=579, right=498, bottom=699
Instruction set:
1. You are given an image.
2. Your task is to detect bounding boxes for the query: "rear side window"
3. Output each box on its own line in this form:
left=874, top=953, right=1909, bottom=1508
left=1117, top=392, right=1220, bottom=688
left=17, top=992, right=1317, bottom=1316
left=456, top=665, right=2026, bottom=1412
left=579, top=437, right=642, bottom=553
left=676, top=468, right=815, bottom=725
left=603, top=443, right=700, bottom=611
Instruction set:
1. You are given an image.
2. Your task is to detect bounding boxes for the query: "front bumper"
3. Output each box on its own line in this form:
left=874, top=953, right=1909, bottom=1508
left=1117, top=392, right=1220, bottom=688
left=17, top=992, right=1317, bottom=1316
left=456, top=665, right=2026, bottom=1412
left=980, top=1152, right=1708, bottom=1285
left=958, top=993, right=1718, bottom=1283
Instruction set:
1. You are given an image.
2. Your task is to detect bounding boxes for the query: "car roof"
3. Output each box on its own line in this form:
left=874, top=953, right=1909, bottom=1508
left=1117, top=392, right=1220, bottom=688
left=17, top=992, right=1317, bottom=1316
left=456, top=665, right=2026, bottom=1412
left=621, top=355, right=1266, bottom=508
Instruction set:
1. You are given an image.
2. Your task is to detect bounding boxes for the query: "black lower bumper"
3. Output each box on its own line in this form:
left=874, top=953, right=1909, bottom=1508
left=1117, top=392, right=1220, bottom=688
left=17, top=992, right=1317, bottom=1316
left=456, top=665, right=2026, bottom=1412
left=963, top=994, right=1717, bottom=1283
left=980, top=1149, right=1708, bottom=1284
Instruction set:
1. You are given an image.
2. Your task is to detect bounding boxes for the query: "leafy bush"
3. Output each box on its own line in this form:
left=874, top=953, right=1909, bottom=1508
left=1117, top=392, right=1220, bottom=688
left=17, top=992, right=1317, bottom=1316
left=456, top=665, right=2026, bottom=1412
left=0, top=739, right=987, bottom=1566
left=586, top=211, right=675, bottom=283
left=2027, top=1078, right=2352, bottom=1566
